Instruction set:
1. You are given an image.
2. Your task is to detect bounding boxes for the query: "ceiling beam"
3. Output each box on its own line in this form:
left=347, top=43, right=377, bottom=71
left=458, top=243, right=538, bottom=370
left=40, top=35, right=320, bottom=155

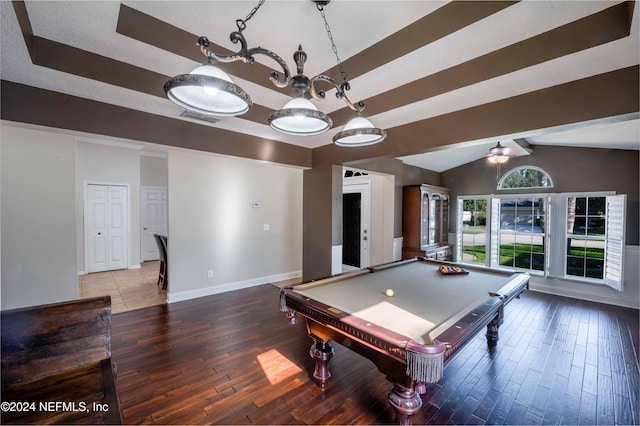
left=329, top=1, right=636, bottom=127
left=0, top=80, right=312, bottom=168
left=313, top=66, right=640, bottom=165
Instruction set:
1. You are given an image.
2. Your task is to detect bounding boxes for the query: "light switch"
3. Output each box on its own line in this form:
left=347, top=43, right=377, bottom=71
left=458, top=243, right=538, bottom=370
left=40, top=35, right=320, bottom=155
left=263, top=224, right=270, bottom=231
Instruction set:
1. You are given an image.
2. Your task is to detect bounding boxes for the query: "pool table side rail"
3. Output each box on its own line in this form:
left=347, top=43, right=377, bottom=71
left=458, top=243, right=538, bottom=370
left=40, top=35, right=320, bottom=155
left=282, top=288, right=449, bottom=385
left=281, top=289, right=414, bottom=361
left=432, top=270, right=529, bottom=353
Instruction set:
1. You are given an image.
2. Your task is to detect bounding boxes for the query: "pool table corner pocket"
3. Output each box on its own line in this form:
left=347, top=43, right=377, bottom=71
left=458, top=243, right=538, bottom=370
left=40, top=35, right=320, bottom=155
left=404, top=339, right=446, bottom=384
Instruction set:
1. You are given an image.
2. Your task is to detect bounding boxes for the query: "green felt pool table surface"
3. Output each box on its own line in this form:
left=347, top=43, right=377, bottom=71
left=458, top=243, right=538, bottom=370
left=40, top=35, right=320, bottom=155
left=291, top=258, right=528, bottom=345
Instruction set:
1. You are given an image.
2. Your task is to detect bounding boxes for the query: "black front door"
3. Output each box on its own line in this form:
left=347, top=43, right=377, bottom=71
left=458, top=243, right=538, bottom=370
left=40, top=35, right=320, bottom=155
left=342, top=193, right=361, bottom=268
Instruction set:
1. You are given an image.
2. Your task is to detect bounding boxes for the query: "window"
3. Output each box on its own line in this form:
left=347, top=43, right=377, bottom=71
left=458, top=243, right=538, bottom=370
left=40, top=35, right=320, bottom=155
left=566, top=196, right=605, bottom=279
left=458, top=198, right=488, bottom=265
left=456, top=192, right=626, bottom=291
left=496, top=197, right=547, bottom=272
left=498, top=166, right=553, bottom=189
left=564, top=194, right=626, bottom=290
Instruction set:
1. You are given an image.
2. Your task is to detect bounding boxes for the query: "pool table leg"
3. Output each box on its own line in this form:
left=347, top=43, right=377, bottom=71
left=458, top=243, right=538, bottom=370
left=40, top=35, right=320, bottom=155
left=388, top=381, right=422, bottom=425
left=309, top=335, right=335, bottom=389
left=485, top=308, right=504, bottom=346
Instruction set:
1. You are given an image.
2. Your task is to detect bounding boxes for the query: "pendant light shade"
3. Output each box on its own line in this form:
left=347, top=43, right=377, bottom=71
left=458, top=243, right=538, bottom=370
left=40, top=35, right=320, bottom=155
left=333, top=116, right=387, bottom=147
left=164, top=63, right=252, bottom=117
left=268, top=97, right=333, bottom=136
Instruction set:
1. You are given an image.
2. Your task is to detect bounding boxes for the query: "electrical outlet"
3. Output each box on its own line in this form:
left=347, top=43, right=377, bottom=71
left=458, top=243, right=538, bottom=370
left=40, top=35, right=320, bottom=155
left=207, top=270, right=213, bottom=279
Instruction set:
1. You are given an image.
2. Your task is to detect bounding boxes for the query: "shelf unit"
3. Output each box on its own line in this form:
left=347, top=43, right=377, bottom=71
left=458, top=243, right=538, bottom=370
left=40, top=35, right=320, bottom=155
left=402, top=184, right=452, bottom=260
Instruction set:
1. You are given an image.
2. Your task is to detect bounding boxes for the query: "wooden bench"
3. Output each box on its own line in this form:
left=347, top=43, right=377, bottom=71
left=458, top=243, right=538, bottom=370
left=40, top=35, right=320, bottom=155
left=1, top=296, right=123, bottom=424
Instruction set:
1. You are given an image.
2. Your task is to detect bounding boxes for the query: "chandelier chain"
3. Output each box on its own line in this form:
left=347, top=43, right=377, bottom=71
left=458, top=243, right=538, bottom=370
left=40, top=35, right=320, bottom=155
left=317, top=4, right=348, bottom=83
left=236, top=0, right=266, bottom=32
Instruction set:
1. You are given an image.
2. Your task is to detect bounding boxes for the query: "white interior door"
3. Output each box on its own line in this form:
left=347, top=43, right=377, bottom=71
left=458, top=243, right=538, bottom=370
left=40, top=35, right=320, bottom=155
left=141, top=187, right=168, bottom=261
left=88, top=186, right=108, bottom=272
left=87, top=184, right=129, bottom=273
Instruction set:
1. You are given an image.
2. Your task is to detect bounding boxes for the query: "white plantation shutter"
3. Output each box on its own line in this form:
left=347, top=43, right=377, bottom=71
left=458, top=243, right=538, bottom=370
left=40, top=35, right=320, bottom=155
left=544, top=196, right=552, bottom=277
left=604, top=194, right=626, bottom=291
left=456, top=198, right=463, bottom=262
left=489, top=198, right=501, bottom=268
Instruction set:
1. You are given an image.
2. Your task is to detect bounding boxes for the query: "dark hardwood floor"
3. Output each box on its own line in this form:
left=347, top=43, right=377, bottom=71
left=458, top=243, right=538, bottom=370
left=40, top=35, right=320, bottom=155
left=111, top=284, right=639, bottom=425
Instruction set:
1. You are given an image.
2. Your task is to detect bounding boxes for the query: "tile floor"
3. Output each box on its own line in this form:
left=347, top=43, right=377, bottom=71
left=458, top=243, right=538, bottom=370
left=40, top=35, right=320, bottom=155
left=79, top=261, right=166, bottom=314
left=79, top=262, right=302, bottom=314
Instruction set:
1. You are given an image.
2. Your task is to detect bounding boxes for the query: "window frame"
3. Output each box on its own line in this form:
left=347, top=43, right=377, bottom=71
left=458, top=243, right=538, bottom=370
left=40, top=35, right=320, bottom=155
left=456, top=196, right=490, bottom=266
left=491, top=194, right=550, bottom=275
left=456, top=190, right=626, bottom=291
left=497, top=165, right=554, bottom=190
left=557, top=191, right=625, bottom=290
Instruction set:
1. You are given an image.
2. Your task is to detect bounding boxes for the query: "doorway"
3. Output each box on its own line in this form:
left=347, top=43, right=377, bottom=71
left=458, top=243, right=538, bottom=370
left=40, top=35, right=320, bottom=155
left=342, top=182, right=370, bottom=269
left=141, top=186, right=168, bottom=261
left=85, top=184, right=129, bottom=273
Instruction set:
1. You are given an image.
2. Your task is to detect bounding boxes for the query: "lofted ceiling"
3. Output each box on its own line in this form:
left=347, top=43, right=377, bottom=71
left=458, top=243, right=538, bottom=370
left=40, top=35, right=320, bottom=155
left=1, top=1, right=638, bottom=171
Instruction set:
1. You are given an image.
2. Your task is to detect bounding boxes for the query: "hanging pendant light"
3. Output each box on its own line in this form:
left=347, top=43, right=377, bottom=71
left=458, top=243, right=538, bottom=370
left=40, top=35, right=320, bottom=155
left=268, top=46, right=333, bottom=136
left=165, top=0, right=385, bottom=146
left=164, top=58, right=252, bottom=117
left=313, top=1, right=386, bottom=147
left=268, top=96, right=332, bottom=135
left=334, top=115, right=386, bottom=146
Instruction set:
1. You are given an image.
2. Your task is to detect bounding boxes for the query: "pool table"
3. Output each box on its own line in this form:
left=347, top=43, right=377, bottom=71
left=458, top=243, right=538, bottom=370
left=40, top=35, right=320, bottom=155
left=280, top=257, right=529, bottom=425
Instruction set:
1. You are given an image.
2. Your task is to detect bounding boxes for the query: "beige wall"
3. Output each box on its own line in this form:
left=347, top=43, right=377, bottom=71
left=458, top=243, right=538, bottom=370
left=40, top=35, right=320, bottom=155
left=167, top=150, right=303, bottom=302
left=441, top=145, right=640, bottom=308
left=1, top=125, right=78, bottom=309
left=140, top=154, right=168, bottom=187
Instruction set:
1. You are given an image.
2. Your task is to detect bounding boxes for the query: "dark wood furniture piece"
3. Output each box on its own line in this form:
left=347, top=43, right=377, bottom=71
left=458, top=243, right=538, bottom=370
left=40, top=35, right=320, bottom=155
left=402, top=184, right=452, bottom=260
left=1, top=296, right=123, bottom=425
left=154, top=233, right=168, bottom=290
left=280, top=258, right=529, bottom=425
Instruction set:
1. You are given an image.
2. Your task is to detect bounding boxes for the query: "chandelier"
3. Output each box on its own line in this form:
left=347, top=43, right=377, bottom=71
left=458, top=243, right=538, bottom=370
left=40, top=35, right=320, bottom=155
left=163, top=0, right=386, bottom=146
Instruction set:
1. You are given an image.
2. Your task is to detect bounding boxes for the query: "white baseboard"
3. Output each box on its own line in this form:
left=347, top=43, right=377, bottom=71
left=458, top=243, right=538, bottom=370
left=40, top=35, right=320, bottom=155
left=393, top=237, right=403, bottom=262
left=78, top=264, right=141, bottom=275
left=167, top=270, right=302, bottom=304
left=331, top=245, right=342, bottom=276
left=529, top=284, right=639, bottom=309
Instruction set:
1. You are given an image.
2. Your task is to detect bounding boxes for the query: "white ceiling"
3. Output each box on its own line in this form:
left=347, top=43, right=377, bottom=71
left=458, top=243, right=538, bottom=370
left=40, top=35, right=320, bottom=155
left=1, top=1, right=638, bottom=171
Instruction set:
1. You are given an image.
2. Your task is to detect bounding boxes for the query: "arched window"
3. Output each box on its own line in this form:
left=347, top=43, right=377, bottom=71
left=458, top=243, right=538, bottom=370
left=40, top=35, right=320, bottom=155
left=498, top=166, right=553, bottom=190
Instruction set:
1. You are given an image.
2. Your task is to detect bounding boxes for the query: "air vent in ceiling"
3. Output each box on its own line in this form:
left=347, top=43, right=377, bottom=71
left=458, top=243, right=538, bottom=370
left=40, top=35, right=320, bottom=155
left=180, top=110, right=220, bottom=124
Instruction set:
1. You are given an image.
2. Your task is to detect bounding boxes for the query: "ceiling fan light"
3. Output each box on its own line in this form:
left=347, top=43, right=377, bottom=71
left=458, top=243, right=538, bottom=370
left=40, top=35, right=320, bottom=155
left=268, top=97, right=333, bottom=136
left=333, top=116, right=386, bottom=147
left=487, top=154, right=510, bottom=164
left=164, top=63, right=251, bottom=117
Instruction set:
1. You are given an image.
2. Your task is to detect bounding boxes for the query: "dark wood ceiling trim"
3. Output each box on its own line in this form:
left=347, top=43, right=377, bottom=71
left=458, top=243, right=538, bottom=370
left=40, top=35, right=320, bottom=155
left=116, top=4, right=289, bottom=94
left=313, top=66, right=640, bottom=166
left=115, top=2, right=519, bottom=113
left=32, top=36, right=167, bottom=97
left=321, top=1, right=518, bottom=83
left=330, top=1, right=636, bottom=127
left=10, top=1, right=34, bottom=58
left=0, top=80, right=311, bottom=168
left=8, top=1, right=276, bottom=126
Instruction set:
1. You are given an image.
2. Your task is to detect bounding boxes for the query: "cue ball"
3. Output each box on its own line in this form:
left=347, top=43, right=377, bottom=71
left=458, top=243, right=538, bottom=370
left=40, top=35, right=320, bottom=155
left=386, top=289, right=394, bottom=297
